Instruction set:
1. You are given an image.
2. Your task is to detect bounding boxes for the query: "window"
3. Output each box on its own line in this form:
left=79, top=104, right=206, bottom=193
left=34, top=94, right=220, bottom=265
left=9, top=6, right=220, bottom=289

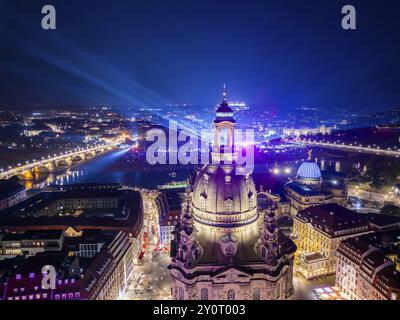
left=253, top=288, right=261, bottom=300
left=276, top=283, right=281, bottom=299
left=225, top=199, right=233, bottom=212
left=226, top=244, right=235, bottom=256
left=200, top=196, right=206, bottom=210
left=200, top=288, right=208, bottom=300
left=227, top=289, right=235, bottom=300
left=178, top=287, right=184, bottom=300
left=249, top=195, right=254, bottom=209
left=178, top=248, right=185, bottom=261
left=261, top=247, right=267, bottom=258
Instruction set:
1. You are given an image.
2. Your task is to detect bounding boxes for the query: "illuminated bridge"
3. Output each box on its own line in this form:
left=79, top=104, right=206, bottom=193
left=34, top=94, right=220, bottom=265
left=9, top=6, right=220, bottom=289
left=290, top=138, right=400, bottom=158
left=0, top=141, right=121, bottom=180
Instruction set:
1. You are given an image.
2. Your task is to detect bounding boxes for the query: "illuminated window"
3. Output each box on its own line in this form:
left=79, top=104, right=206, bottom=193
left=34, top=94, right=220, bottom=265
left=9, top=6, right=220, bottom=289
left=225, top=199, right=233, bottom=212
left=200, top=196, right=206, bottom=210
left=249, top=195, right=254, bottom=209
left=227, top=289, right=235, bottom=300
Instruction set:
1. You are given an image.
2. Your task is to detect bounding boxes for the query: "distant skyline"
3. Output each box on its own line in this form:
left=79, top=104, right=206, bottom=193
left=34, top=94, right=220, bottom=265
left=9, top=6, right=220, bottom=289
left=1, top=0, right=400, bottom=109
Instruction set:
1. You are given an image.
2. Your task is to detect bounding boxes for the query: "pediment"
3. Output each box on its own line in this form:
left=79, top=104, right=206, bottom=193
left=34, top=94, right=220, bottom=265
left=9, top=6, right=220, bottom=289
left=212, top=266, right=253, bottom=279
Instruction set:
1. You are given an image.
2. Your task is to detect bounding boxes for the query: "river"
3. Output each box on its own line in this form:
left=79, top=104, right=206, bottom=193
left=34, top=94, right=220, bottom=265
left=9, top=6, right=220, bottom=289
left=24, top=144, right=394, bottom=192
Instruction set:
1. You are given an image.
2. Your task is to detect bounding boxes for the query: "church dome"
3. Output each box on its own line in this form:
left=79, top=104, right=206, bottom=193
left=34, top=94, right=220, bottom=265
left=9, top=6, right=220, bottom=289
left=296, top=161, right=322, bottom=183
left=191, top=163, right=258, bottom=228
left=216, top=100, right=233, bottom=113
left=214, top=85, right=236, bottom=123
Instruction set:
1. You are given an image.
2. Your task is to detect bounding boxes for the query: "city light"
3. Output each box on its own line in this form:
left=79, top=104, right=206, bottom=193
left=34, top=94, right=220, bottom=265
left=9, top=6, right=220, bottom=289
left=284, top=167, right=292, bottom=174
left=0, top=1, right=398, bottom=305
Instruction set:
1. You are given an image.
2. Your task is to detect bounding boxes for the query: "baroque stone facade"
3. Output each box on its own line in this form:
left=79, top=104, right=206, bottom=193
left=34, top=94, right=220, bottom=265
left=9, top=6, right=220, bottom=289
left=169, top=89, right=297, bottom=300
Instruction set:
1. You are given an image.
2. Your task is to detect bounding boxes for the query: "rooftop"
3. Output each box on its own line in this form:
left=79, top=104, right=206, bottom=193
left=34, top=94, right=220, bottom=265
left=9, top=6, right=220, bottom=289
left=0, top=178, right=25, bottom=201
left=1, top=230, right=64, bottom=242
left=0, top=184, right=143, bottom=237
left=296, top=204, right=370, bottom=237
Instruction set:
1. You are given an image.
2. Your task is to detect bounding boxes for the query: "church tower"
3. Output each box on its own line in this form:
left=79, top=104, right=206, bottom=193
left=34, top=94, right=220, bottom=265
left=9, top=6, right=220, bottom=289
left=169, top=88, right=297, bottom=300
left=211, top=85, right=238, bottom=163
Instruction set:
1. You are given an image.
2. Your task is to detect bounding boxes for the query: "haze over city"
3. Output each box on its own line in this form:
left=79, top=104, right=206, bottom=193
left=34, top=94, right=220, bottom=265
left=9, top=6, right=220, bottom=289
left=1, top=0, right=400, bottom=110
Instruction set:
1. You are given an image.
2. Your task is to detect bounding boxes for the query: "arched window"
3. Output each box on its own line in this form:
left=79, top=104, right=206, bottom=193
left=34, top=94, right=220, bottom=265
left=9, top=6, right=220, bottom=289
left=227, top=289, right=235, bottom=300
left=219, top=127, right=230, bottom=147
left=178, top=248, right=185, bottom=261
left=200, top=196, right=206, bottom=210
left=192, top=247, right=200, bottom=260
left=261, top=246, right=267, bottom=258
left=249, top=195, right=254, bottom=209
left=200, top=288, right=208, bottom=300
left=178, top=287, right=184, bottom=300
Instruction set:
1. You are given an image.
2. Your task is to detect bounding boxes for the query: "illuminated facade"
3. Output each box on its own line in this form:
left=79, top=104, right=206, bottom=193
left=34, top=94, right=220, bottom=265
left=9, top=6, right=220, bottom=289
left=284, top=151, right=345, bottom=213
left=336, top=230, right=400, bottom=300
left=292, top=204, right=370, bottom=279
left=169, top=89, right=297, bottom=300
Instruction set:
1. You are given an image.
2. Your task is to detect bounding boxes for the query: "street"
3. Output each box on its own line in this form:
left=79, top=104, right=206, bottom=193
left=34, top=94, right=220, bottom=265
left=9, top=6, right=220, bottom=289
left=120, top=190, right=172, bottom=300
left=293, top=275, right=336, bottom=300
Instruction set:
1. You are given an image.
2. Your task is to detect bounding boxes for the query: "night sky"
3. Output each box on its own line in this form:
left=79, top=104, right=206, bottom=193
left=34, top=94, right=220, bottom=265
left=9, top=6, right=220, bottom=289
left=1, top=0, right=400, bottom=109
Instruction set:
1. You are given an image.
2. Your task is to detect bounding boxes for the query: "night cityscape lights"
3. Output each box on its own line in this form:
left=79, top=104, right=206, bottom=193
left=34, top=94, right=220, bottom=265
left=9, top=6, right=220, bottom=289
left=0, top=1, right=399, bottom=309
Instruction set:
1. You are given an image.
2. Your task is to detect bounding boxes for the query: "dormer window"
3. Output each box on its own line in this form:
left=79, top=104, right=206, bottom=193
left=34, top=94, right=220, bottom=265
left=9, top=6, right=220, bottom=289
left=225, top=175, right=231, bottom=183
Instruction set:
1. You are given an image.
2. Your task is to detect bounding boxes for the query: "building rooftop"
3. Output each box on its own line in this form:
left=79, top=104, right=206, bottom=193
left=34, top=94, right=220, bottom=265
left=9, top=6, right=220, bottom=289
left=1, top=230, right=64, bottom=242
left=286, top=181, right=326, bottom=197
left=367, top=213, right=400, bottom=230
left=0, top=178, right=25, bottom=201
left=62, top=230, right=117, bottom=252
left=302, top=252, right=328, bottom=263
left=0, top=184, right=143, bottom=237
left=338, top=229, right=400, bottom=297
left=296, top=204, right=370, bottom=237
